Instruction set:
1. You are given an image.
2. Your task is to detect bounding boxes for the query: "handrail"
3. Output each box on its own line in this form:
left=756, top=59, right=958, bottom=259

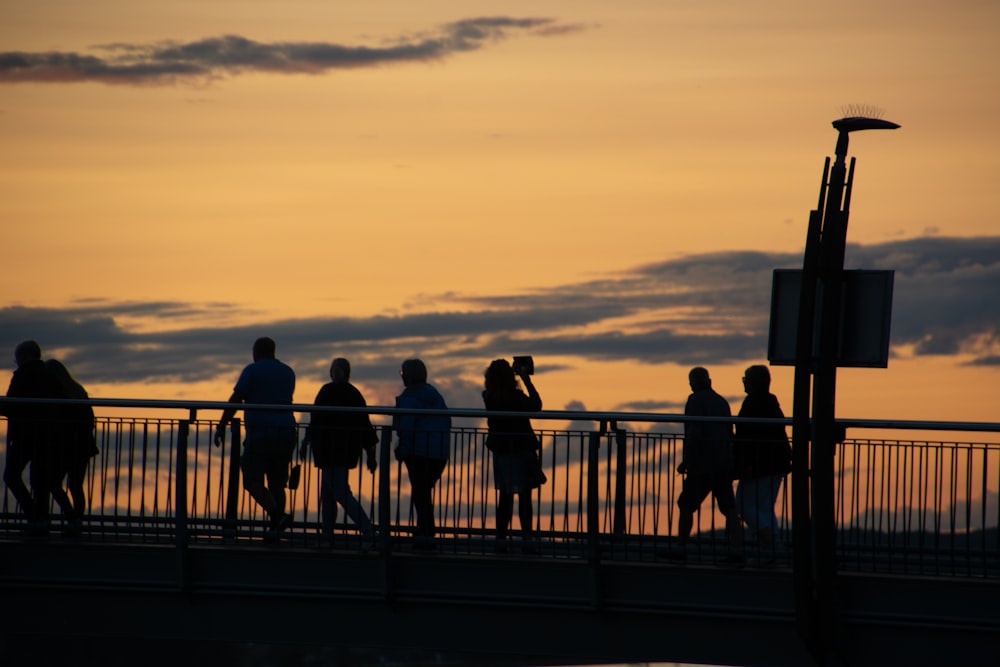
left=3, top=396, right=999, bottom=435
left=2, top=397, right=998, bottom=583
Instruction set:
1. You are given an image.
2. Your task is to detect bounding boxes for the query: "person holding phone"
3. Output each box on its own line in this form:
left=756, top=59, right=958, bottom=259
left=482, top=357, right=543, bottom=554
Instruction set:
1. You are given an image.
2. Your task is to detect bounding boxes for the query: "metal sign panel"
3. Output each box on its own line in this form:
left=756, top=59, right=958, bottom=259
left=768, top=269, right=894, bottom=368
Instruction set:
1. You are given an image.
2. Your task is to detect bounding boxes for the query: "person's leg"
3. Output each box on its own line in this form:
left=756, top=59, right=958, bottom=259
left=757, top=474, right=784, bottom=557
left=3, top=441, right=34, bottom=518
left=713, top=476, right=743, bottom=559
left=330, top=465, right=373, bottom=534
left=425, top=458, right=446, bottom=538
left=517, top=492, right=534, bottom=536
left=517, top=492, right=537, bottom=553
left=48, top=474, right=74, bottom=519
left=677, top=510, right=694, bottom=544
left=405, top=458, right=433, bottom=538
left=66, top=457, right=89, bottom=518
left=675, top=475, right=710, bottom=548
left=408, top=457, right=446, bottom=540
left=241, top=440, right=281, bottom=519
left=264, top=434, right=294, bottom=521
left=319, top=468, right=337, bottom=536
left=28, top=443, right=54, bottom=527
left=736, top=478, right=759, bottom=533
left=496, top=492, right=514, bottom=541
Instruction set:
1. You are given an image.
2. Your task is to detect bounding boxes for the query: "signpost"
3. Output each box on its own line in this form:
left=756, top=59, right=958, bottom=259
left=773, top=112, right=899, bottom=664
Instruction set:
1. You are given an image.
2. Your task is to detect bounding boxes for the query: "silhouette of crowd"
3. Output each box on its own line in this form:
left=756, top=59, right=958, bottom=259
left=3, top=338, right=790, bottom=564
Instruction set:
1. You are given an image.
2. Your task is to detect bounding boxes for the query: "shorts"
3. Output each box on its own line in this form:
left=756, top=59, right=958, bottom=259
left=241, top=430, right=297, bottom=488
left=677, top=472, right=736, bottom=515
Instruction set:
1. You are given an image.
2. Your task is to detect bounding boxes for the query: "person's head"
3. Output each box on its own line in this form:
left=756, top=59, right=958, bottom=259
left=688, top=366, right=712, bottom=392
left=484, top=358, right=517, bottom=396
left=742, top=364, right=771, bottom=394
left=330, top=357, right=351, bottom=382
left=44, top=358, right=71, bottom=382
left=44, top=358, right=84, bottom=393
left=14, top=340, right=42, bottom=368
left=252, top=337, right=277, bottom=361
left=400, top=359, right=427, bottom=387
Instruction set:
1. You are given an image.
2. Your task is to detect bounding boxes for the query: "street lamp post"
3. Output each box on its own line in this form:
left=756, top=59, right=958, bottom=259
left=791, top=111, right=899, bottom=663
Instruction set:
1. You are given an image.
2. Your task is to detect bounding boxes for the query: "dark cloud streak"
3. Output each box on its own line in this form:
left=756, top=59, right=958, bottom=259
left=0, top=236, right=996, bottom=398
left=0, top=17, right=583, bottom=86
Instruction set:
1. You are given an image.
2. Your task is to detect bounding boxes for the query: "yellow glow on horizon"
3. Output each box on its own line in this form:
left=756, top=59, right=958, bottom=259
left=1, top=0, right=998, bottom=424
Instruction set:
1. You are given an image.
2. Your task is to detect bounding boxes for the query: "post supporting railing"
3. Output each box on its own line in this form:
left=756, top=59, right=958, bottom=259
left=612, top=422, right=628, bottom=536
left=223, top=418, right=242, bottom=540
left=378, top=423, right=394, bottom=599
left=175, top=418, right=190, bottom=591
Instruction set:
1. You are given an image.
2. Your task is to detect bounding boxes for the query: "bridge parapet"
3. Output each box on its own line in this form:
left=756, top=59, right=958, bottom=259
left=1, top=398, right=998, bottom=666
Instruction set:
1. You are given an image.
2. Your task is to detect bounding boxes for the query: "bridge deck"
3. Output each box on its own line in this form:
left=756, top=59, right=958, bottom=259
left=1, top=534, right=996, bottom=667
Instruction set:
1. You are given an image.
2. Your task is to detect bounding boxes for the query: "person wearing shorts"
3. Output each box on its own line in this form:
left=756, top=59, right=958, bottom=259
left=673, top=366, right=742, bottom=563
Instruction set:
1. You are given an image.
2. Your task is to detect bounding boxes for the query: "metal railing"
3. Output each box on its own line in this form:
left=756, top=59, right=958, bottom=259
left=1, top=398, right=998, bottom=578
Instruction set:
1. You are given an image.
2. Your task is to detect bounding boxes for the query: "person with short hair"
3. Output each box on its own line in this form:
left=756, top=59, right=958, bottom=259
left=301, top=357, right=378, bottom=545
left=672, top=366, right=742, bottom=563
left=392, top=359, right=450, bottom=550
left=2, top=340, right=67, bottom=534
left=214, top=337, right=297, bottom=541
left=734, top=364, right=791, bottom=564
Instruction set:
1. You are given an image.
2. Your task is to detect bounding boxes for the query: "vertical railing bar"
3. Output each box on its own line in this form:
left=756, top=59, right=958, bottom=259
left=175, top=417, right=190, bottom=591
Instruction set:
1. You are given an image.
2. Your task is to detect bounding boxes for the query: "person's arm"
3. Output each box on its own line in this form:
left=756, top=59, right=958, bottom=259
left=519, top=373, right=542, bottom=411
left=214, top=390, right=246, bottom=447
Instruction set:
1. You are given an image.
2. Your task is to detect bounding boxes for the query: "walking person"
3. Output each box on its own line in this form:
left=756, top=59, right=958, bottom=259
left=214, top=337, right=297, bottom=541
left=392, top=359, right=450, bottom=550
left=301, top=357, right=378, bottom=546
left=734, top=364, right=791, bottom=566
left=45, top=358, right=99, bottom=537
left=482, top=358, right=544, bottom=554
left=669, top=366, right=742, bottom=564
left=2, top=340, right=67, bottom=535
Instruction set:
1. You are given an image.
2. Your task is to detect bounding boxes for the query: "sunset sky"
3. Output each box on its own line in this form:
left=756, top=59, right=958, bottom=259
left=2, top=0, right=998, bottom=427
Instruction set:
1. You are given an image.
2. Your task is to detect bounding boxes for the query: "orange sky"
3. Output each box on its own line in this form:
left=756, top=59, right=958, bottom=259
left=1, top=0, right=998, bottom=425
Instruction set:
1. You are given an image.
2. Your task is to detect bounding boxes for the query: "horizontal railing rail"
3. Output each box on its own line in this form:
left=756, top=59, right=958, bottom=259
left=1, top=397, right=997, bottom=579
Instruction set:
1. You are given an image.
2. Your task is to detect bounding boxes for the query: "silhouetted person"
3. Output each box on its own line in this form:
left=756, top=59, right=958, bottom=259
left=673, top=366, right=742, bottom=563
left=214, top=337, right=297, bottom=541
left=2, top=340, right=66, bottom=534
left=483, top=358, right=543, bottom=554
left=734, top=365, right=791, bottom=564
left=45, top=359, right=99, bottom=537
left=392, top=359, right=450, bottom=550
left=301, top=358, right=377, bottom=545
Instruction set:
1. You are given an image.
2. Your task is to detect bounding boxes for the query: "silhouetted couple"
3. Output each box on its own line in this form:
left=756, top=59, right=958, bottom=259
left=667, top=365, right=790, bottom=566
left=3, top=340, right=98, bottom=536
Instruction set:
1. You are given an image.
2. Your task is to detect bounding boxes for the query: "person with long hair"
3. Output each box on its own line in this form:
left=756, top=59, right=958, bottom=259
left=482, top=358, right=543, bottom=554
left=45, top=359, right=99, bottom=536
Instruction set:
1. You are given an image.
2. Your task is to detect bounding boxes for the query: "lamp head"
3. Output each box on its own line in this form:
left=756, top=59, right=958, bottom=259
left=832, top=105, right=900, bottom=160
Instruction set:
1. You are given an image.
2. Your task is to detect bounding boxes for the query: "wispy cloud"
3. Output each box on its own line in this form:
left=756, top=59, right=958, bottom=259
left=1, top=236, right=997, bottom=405
left=0, top=17, right=584, bottom=86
